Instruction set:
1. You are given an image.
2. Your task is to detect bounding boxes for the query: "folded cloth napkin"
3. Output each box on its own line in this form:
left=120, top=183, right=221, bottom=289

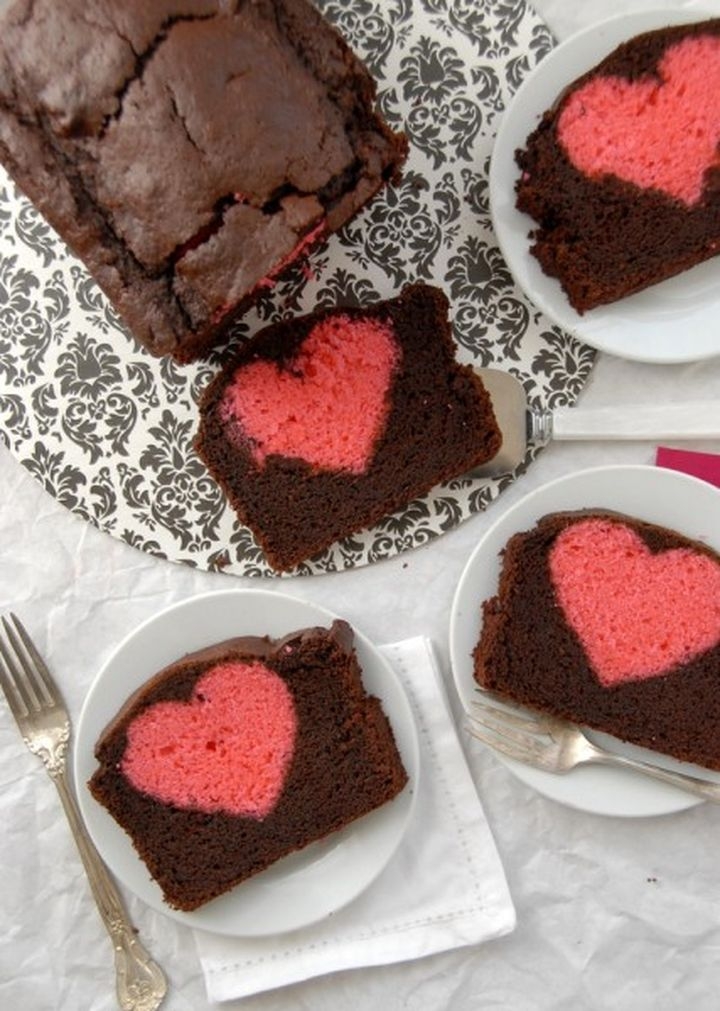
left=656, top=446, right=720, bottom=488
left=194, top=636, right=515, bottom=1003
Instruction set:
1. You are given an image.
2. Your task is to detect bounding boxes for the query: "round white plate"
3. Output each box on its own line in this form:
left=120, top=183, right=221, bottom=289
left=489, top=8, right=720, bottom=364
left=449, top=465, right=720, bottom=817
left=74, top=589, right=419, bottom=936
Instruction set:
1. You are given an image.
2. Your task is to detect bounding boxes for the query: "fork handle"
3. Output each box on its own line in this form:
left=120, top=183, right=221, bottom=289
left=53, top=771, right=167, bottom=1011
left=587, top=746, right=720, bottom=802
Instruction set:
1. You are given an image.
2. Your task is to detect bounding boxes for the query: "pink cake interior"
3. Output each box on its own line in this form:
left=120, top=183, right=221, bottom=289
left=557, top=35, right=720, bottom=205
left=549, top=518, right=720, bottom=686
left=121, top=661, right=297, bottom=818
left=220, top=313, right=401, bottom=474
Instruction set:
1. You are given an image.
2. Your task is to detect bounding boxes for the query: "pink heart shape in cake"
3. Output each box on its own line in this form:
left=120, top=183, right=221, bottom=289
left=121, top=661, right=297, bottom=818
left=557, top=35, right=720, bottom=205
left=219, top=314, right=400, bottom=474
left=549, top=518, right=720, bottom=686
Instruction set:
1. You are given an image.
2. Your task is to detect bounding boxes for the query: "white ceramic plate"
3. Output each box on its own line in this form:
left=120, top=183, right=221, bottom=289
left=74, top=589, right=419, bottom=936
left=449, top=465, right=720, bottom=817
left=489, top=8, right=720, bottom=364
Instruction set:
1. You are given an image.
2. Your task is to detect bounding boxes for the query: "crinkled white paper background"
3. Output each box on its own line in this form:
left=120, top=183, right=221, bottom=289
left=2, top=2, right=720, bottom=1010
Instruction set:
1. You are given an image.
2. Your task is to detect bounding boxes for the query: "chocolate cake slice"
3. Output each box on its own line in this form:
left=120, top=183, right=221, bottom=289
left=515, top=19, right=720, bottom=313
left=89, top=620, right=408, bottom=912
left=0, top=0, right=407, bottom=361
left=194, top=283, right=502, bottom=572
left=474, top=510, right=720, bottom=769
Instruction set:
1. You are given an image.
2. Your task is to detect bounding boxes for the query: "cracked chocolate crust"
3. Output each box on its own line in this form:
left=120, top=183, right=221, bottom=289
left=0, top=0, right=407, bottom=361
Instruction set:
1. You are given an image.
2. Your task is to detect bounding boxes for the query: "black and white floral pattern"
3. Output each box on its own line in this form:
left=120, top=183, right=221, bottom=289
left=0, top=0, right=594, bottom=577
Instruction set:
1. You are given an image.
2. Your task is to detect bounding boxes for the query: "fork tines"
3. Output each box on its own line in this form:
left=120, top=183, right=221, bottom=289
left=0, top=613, right=60, bottom=718
left=466, top=692, right=558, bottom=764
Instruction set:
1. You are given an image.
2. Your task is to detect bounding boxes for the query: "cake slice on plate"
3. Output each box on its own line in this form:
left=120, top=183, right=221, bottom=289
left=195, top=283, right=502, bottom=572
left=515, top=19, right=720, bottom=312
left=474, top=510, right=720, bottom=769
left=89, top=620, right=408, bottom=912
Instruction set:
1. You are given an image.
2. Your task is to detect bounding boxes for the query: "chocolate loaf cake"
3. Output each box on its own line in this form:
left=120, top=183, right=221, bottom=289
left=474, top=510, right=720, bottom=769
left=195, top=283, right=502, bottom=572
left=0, top=0, right=407, bottom=361
left=515, top=20, right=720, bottom=313
left=89, top=620, right=408, bottom=912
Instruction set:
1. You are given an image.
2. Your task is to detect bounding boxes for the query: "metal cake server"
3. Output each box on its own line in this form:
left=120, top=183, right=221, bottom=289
left=0, top=614, right=167, bottom=1011
left=472, top=367, right=720, bottom=477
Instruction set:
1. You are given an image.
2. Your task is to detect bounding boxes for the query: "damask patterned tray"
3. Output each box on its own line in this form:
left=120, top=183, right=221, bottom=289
left=0, top=0, right=595, bottom=577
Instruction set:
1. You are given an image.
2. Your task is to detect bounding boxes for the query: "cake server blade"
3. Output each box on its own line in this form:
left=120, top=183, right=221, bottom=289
left=471, top=367, right=720, bottom=478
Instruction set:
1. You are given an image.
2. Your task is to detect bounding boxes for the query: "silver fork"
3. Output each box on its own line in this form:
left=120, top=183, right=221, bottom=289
left=467, top=690, right=720, bottom=802
left=0, top=613, right=167, bottom=1011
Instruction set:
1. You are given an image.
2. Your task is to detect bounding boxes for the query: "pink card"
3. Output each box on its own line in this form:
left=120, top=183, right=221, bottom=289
left=656, top=446, right=720, bottom=488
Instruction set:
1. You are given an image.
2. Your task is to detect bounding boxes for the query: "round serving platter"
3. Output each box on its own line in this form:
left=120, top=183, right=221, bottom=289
left=0, top=0, right=594, bottom=576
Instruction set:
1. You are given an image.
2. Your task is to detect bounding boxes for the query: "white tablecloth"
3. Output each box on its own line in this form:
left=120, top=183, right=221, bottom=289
left=2, top=1, right=720, bottom=1008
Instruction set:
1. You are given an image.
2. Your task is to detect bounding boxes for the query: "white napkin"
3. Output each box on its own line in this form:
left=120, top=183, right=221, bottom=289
left=194, top=636, right=516, bottom=1003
